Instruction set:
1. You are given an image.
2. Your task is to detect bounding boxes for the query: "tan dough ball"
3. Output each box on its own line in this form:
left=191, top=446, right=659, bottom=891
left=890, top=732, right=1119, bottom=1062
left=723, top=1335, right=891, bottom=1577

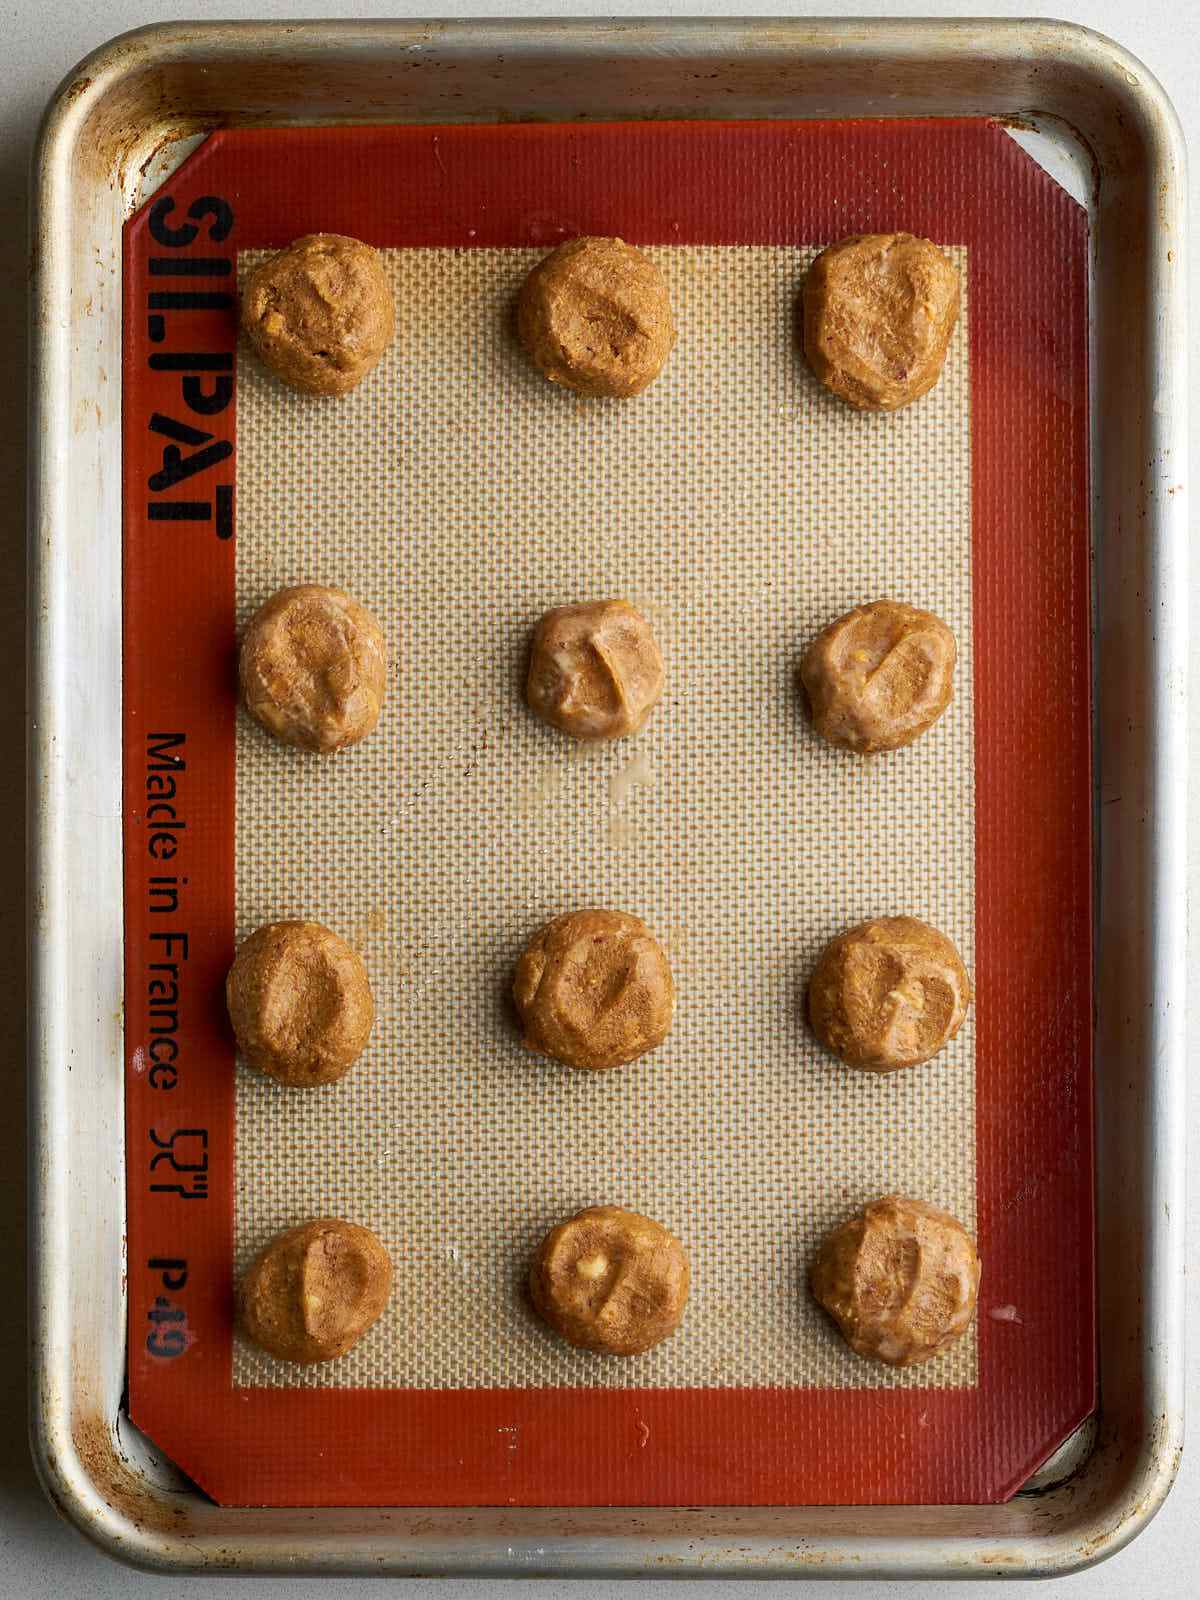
left=803, top=233, right=960, bottom=411
left=526, top=599, right=663, bottom=741
left=513, top=909, right=675, bottom=1071
left=811, top=1195, right=981, bottom=1367
left=530, top=1204, right=690, bottom=1355
left=800, top=599, right=956, bottom=754
left=242, top=233, right=394, bottom=396
left=517, top=236, right=675, bottom=397
left=238, top=1218, right=392, bottom=1364
left=808, top=916, right=971, bottom=1072
left=240, top=583, right=386, bottom=754
left=226, top=920, right=374, bottom=1087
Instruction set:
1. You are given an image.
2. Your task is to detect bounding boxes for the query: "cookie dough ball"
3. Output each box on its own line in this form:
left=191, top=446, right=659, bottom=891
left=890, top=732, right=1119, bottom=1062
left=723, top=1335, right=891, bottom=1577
left=227, top=920, right=374, bottom=1086
left=803, top=233, right=960, bottom=411
left=517, top=236, right=675, bottom=397
left=240, top=583, right=386, bottom=754
left=242, top=233, right=394, bottom=396
left=800, top=599, right=956, bottom=754
left=809, top=916, right=971, bottom=1072
left=811, top=1195, right=980, bottom=1367
left=513, top=909, right=674, bottom=1071
left=238, top=1219, right=392, bottom=1364
left=530, top=1205, right=690, bottom=1355
left=526, top=599, right=663, bottom=741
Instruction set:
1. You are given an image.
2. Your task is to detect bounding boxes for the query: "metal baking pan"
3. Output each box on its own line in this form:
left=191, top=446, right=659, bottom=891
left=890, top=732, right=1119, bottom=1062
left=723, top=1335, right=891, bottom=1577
left=28, top=17, right=1186, bottom=1578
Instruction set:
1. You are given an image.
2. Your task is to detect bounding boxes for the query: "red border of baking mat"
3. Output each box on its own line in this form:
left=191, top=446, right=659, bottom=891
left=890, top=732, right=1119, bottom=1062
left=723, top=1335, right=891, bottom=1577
left=122, top=118, right=1094, bottom=1507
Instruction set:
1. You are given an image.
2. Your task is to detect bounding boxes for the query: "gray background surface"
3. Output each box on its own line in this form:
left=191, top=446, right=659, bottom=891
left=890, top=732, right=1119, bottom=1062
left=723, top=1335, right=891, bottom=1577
left=4, top=2, right=1195, bottom=1595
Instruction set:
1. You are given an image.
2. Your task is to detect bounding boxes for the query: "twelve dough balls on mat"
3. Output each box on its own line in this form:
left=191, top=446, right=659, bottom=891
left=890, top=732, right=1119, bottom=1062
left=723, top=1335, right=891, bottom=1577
left=810, top=1195, right=981, bottom=1367
left=226, top=919, right=374, bottom=1087
left=803, top=232, right=961, bottom=411
left=513, top=909, right=675, bottom=1070
left=238, top=1218, right=392, bottom=1364
left=240, top=583, right=387, bottom=754
left=808, top=915, right=972, bottom=1072
left=242, top=232, right=394, bottom=396
left=231, top=220, right=976, bottom=1373
left=518, top=236, right=675, bottom=397
left=530, top=1204, right=690, bottom=1355
left=526, top=598, right=664, bottom=741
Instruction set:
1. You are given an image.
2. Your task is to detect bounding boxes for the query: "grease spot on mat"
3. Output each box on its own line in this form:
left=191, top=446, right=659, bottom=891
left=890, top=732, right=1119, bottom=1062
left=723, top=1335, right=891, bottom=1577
left=516, top=764, right=562, bottom=815
left=608, top=815, right=638, bottom=849
left=609, top=748, right=654, bottom=809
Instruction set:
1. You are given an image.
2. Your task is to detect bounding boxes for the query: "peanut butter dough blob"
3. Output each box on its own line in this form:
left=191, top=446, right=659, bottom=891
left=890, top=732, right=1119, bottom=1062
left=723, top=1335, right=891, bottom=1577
left=517, top=236, right=675, bottom=397
left=804, top=233, right=960, bottom=411
left=808, top=916, right=971, bottom=1072
left=513, top=909, right=675, bottom=1071
left=811, top=1195, right=981, bottom=1367
left=240, top=583, right=386, bottom=754
left=800, top=599, right=956, bottom=754
left=526, top=598, right=663, bottom=741
left=238, top=1218, right=392, bottom=1364
left=242, top=233, right=394, bottom=396
left=227, top=920, right=374, bottom=1087
left=530, top=1204, right=690, bottom=1355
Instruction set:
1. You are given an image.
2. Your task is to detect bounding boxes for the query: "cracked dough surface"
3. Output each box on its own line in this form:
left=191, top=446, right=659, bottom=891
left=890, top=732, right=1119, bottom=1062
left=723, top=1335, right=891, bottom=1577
left=242, top=233, right=395, bottom=397
left=800, top=598, right=956, bottom=754
left=238, top=1218, right=393, bottom=1364
left=226, top=919, right=375, bottom=1087
left=513, top=908, right=675, bottom=1071
left=803, top=233, right=960, bottom=411
left=239, top=582, right=387, bottom=755
left=526, top=598, right=664, bottom=741
left=810, top=1195, right=980, bottom=1367
left=517, top=236, right=675, bottom=397
left=530, top=1204, right=690, bottom=1355
left=808, top=915, right=972, bottom=1072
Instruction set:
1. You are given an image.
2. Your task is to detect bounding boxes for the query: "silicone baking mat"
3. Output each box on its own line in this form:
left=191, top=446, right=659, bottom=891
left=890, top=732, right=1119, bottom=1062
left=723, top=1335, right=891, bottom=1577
left=233, top=237, right=976, bottom=1395
left=122, top=119, right=1093, bottom=1507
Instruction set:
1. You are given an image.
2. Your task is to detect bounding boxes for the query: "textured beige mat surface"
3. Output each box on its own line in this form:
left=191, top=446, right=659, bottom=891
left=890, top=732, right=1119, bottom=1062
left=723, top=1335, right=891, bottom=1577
left=232, top=244, right=974, bottom=1390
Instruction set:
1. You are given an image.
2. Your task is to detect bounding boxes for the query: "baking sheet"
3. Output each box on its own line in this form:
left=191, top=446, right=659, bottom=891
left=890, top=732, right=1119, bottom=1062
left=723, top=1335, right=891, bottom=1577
left=120, top=117, right=1093, bottom=1507
left=232, top=243, right=976, bottom=1392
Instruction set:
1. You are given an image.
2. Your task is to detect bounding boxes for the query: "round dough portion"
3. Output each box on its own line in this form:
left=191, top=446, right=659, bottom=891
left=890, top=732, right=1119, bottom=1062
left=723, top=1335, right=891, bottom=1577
left=238, top=1219, right=392, bottom=1364
left=530, top=1204, right=690, bottom=1355
left=811, top=1195, right=980, bottom=1367
left=517, top=236, right=675, bottom=397
left=800, top=599, right=956, bottom=754
left=240, top=583, right=387, bottom=754
left=803, top=233, right=960, bottom=411
left=808, top=916, right=971, bottom=1072
left=226, top=920, right=374, bottom=1087
left=526, top=599, right=663, bottom=741
left=242, top=233, right=394, bottom=396
left=513, top=909, right=675, bottom=1071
